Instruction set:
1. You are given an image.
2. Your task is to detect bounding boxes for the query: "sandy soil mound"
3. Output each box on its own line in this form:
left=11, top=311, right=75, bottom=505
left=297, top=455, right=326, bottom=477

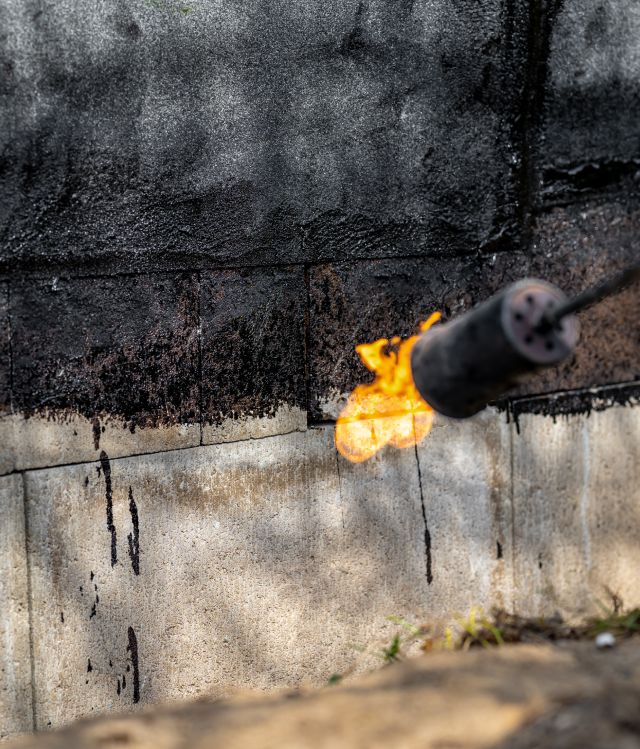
left=9, top=640, right=640, bottom=749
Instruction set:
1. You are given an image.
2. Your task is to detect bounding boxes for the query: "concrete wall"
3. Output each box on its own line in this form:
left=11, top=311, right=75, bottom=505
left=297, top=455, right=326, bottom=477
left=2, top=404, right=640, bottom=736
left=1, top=0, right=639, bottom=739
left=0, top=475, right=32, bottom=741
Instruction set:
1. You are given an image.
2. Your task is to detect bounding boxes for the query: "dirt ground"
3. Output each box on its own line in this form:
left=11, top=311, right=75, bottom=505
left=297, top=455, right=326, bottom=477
left=8, top=638, right=640, bottom=749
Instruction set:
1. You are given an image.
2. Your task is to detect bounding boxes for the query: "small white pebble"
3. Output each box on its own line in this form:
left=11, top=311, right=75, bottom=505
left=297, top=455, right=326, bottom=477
left=595, top=632, right=616, bottom=649
left=555, top=710, right=578, bottom=731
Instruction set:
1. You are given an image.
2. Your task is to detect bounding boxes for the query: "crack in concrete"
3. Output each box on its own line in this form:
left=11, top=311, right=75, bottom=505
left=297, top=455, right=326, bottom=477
left=20, top=470, right=37, bottom=732
left=334, top=444, right=345, bottom=531
left=196, top=270, right=204, bottom=447
left=413, top=433, right=433, bottom=585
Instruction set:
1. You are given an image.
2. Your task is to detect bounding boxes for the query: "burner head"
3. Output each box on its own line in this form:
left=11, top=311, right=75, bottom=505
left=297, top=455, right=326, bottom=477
left=410, top=279, right=579, bottom=419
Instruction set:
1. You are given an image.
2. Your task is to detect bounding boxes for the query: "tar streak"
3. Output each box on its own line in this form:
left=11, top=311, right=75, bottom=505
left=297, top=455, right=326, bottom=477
left=414, top=443, right=433, bottom=585
left=99, top=451, right=117, bottom=566
left=127, top=626, right=140, bottom=704
left=92, top=417, right=101, bottom=450
left=127, top=487, right=140, bottom=576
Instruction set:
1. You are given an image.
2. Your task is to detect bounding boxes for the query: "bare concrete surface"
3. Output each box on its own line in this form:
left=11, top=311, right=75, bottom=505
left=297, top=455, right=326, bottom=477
left=416, top=410, right=513, bottom=617
left=0, top=475, right=33, bottom=740
left=201, top=405, right=306, bottom=446
left=22, top=427, right=435, bottom=730
left=16, top=411, right=517, bottom=731
left=0, top=416, right=14, bottom=475
left=7, top=641, right=640, bottom=749
left=2, top=405, right=639, bottom=737
left=513, top=404, right=640, bottom=620
left=5, top=414, right=201, bottom=474
left=0, top=408, right=304, bottom=477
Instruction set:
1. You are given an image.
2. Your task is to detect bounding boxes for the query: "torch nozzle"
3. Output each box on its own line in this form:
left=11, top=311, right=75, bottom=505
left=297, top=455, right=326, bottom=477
left=411, top=265, right=638, bottom=420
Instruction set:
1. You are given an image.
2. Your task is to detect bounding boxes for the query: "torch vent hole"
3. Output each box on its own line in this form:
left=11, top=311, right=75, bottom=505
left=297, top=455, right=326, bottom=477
left=514, top=311, right=524, bottom=321
left=524, top=334, right=534, bottom=344
left=545, top=340, right=555, bottom=351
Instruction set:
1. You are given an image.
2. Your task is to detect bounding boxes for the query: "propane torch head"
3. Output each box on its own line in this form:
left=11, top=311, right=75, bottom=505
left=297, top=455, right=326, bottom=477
left=410, top=279, right=580, bottom=419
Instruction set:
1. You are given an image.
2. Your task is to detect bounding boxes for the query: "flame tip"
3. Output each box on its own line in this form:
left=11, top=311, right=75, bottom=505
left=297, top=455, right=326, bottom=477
left=335, top=312, right=441, bottom=462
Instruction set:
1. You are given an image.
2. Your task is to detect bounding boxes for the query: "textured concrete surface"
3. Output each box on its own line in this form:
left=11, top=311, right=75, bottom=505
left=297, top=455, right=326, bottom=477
left=18, top=409, right=516, bottom=730
left=1, top=0, right=639, bottom=463
left=23, top=427, right=434, bottom=729
left=5, top=413, right=200, bottom=474
left=8, top=641, right=640, bottom=749
left=0, top=282, right=8, bottom=412
left=2, top=403, right=639, bottom=733
left=0, top=474, right=33, bottom=741
left=308, top=253, right=524, bottom=420
left=518, top=200, right=640, bottom=397
left=309, top=257, right=465, bottom=420
left=1, top=0, right=639, bottom=738
left=0, top=282, right=11, bottom=475
left=0, top=417, right=14, bottom=476
left=4, top=200, right=638, bottom=473
left=1, top=261, right=315, bottom=471
left=540, top=0, right=640, bottom=203
left=201, top=405, right=306, bottom=447
left=0, top=0, right=524, bottom=276
left=512, top=403, right=640, bottom=620
left=416, top=410, right=513, bottom=617
left=2, top=272, right=203, bottom=472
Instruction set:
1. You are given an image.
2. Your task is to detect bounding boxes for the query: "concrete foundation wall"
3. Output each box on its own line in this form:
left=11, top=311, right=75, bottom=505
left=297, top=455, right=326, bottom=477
left=0, top=475, right=32, bottom=740
left=1, top=0, right=639, bottom=740
left=2, top=403, right=640, bottom=734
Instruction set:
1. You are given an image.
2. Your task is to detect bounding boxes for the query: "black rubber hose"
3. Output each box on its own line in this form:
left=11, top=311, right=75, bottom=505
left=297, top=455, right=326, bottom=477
left=538, top=262, right=640, bottom=331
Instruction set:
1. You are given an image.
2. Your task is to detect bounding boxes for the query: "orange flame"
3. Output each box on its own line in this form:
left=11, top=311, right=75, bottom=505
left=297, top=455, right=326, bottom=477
left=335, top=312, right=442, bottom=463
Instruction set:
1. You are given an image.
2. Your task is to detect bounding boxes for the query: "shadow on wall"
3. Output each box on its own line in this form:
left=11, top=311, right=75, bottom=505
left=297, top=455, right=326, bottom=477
left=512, top=404, right=640, bottom=619
left=19, top=404, right=640, bottom=730
left=24, top=426, right=433, bottom=727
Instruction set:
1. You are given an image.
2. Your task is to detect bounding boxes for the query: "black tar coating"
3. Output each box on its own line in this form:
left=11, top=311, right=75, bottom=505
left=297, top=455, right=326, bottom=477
left=127, top=487, right=140, bottom=576
left=10, top=273, right=200, bottom=429
left=126, top=626, right=140, bottom=704
left=200, top=267, right=306, bottom=425
left=99, top=451, right=117, bottom=567
left=308, top=199, right=640, bottom=420
left=1, top=1, right=640, bottom=430
left=0, top=0, right=528, bottom=277
left=4, top=0, right=635, bottom=274
left=538, top=3, right=640, bottom=207
left=0, top=283, right=9, bottom=413
left=9, top=267, right=308, bottom=430
left=501, top=381, right=640, bottom=432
